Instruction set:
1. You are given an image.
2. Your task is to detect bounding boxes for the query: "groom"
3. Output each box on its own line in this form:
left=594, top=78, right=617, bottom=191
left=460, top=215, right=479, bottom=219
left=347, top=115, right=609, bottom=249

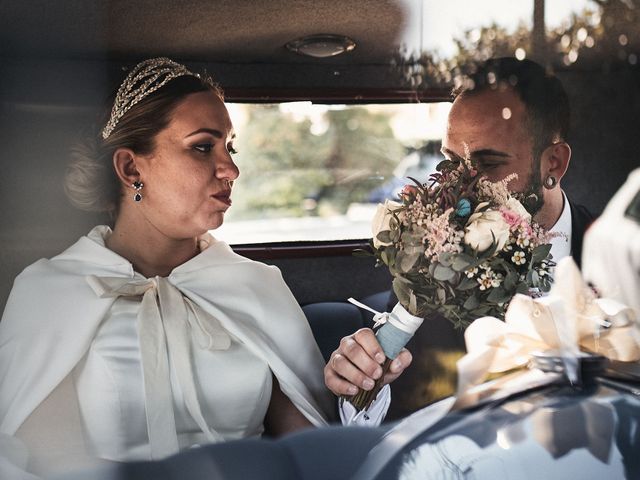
left=325, top=57, right=595, bottom=421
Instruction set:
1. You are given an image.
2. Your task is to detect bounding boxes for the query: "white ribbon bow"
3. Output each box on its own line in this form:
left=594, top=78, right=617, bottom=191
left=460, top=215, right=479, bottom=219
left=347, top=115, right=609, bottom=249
left=86, top=275, right=231, bottom=459
left=347, top=297, right=423, bottom=334
left=347, top=298, right=389, bottom=329
left=457, top=257, right=640, bottom=392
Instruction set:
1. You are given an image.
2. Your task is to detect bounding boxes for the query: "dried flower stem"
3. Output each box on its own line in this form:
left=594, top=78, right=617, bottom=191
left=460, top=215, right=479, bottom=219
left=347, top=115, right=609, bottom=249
left=347, top=357, right=393, bottom=411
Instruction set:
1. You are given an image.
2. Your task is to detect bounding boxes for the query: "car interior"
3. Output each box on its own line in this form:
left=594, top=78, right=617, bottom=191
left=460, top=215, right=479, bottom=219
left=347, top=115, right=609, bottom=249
left=1, top=1, right=639, bottom=475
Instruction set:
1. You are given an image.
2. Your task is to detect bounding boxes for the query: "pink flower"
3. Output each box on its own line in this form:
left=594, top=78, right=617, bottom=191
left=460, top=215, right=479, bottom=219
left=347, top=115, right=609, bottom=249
left=500, top=207, right=522, bottom=228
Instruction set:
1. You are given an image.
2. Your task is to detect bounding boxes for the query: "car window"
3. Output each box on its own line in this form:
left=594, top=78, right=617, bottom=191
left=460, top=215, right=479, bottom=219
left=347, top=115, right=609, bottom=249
left=217, top=102, right=451, bottom=243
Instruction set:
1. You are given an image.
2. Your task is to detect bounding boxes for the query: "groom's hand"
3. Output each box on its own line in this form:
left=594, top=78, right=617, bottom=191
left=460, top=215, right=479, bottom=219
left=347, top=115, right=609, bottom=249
left=324, top=328, right=412, bottom=396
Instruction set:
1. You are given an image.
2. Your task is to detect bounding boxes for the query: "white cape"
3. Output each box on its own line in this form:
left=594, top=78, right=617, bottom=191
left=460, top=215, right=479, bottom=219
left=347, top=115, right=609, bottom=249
left=0, top=226, right=332, bottom=475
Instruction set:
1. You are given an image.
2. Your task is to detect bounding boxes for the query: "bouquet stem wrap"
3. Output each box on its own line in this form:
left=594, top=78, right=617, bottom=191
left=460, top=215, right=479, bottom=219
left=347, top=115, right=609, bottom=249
left=347, top=300, right=424, bottom=411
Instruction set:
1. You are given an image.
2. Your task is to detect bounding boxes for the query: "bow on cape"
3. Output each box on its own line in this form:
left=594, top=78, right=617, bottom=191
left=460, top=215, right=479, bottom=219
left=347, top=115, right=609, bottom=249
left=87, top=275, right=231, bottom=459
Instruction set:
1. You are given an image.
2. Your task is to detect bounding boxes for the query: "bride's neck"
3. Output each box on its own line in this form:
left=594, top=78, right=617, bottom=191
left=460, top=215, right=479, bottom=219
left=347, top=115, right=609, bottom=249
left=107, top=215, right=200, bottom=278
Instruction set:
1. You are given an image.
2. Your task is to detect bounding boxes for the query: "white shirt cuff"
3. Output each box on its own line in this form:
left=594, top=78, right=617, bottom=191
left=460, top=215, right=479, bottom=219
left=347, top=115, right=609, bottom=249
left=338, top=384, right=391, bottom=427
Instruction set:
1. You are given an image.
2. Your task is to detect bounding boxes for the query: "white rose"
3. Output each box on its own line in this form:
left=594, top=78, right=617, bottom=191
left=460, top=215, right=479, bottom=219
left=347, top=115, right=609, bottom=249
left=464, top=208, right=510, bottom=252
left=371, top=200, right=402, bottom=248
left=505, top=197, right=531, bottom=222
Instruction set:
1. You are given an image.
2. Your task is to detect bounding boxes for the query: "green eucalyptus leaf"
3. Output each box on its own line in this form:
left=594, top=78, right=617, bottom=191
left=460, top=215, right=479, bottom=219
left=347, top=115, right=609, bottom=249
left=452, top=255, right=472, bottom=272
left=526, top=270, right=533, bottom=283
left=473, top=304, right=491, bottom=315
left=433, top=264, right=456, bottom=281
left=531, top=271, right=540, bottom=285
left=531, top=244, right=552, bottom=263
left=385, top=248, right=398, bottom=268
left=428, top=263, right=437, bottom=277
left=380, top=250, right=390, bottom=266
left=487, top=287, right=511, bottom=304
left=392, top=278, right=410, bottom=304
left=457, top=276, right=478, bottom=290
left=486, top=287, right=503, bottom=303
left=376, top=230, right=392, bottom=245
left=463, top=293, right=479, bottom=310
left=439, top=252, right=454, bottom=267
left=398, top=251, right=421, bottom=272
left=404, top=244, right=425, bottom=255
left=503, top=270, right=518, bottom=291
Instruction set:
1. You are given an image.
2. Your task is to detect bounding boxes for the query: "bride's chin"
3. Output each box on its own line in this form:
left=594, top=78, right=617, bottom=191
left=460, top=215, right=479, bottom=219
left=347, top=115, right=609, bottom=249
left=205, top=214, right=225, bottom=231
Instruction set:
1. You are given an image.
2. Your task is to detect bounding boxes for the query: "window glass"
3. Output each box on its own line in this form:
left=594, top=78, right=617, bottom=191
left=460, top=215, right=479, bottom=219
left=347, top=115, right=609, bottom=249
left=217, top=102, right=452, bottom=244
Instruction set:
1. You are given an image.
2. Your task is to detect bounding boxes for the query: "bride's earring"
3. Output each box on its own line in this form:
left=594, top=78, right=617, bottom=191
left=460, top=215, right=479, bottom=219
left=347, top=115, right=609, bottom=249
left=132, top=181, right=144, bottom=202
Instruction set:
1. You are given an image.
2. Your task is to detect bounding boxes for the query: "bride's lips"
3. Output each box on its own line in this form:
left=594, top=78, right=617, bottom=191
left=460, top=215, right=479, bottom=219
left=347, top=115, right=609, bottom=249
left=212, top=189, right=232, bottom=206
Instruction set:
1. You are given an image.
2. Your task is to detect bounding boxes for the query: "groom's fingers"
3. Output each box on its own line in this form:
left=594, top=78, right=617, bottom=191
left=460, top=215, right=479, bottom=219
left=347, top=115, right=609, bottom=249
left=352, top=328, right=386, bottom=364
left=324, top=328, right=384, bottom=396
left=325, top=353, right=371, bottom=396
left=382, top=348, right=412, bottom=385
left=339, top=329, right=384, bottom=381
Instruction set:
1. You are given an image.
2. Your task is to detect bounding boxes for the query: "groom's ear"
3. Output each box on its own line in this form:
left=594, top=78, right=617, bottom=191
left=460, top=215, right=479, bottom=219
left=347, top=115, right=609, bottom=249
left=542, top=141, right=571, bottom=184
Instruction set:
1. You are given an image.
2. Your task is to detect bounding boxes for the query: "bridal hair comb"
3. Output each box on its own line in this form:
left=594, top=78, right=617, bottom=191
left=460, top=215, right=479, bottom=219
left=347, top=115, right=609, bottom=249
left=102, top=57, right=199, bottom=139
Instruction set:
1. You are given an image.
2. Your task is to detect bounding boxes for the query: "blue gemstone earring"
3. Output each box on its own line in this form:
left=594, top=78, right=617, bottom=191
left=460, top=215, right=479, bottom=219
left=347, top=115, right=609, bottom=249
left=132, top=181, right=144, bottom=202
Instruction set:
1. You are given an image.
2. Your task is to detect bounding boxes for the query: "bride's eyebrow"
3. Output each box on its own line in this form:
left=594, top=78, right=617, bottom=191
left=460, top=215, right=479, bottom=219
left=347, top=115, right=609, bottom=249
left=185, top=128, right=237, bottom=140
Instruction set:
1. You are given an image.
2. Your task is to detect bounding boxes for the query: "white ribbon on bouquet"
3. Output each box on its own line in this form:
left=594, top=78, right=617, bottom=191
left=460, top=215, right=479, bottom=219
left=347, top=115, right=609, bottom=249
left=458, top=256, right=639, bottom=392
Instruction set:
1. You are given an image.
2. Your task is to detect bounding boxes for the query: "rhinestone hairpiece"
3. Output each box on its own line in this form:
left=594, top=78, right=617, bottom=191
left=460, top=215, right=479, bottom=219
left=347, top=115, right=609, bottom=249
left=101, top=57, right=199, bottom=139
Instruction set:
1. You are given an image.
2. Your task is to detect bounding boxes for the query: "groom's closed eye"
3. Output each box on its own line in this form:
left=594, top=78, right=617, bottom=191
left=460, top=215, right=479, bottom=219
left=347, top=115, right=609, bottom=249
left=476, top=158, right=508, bottom=171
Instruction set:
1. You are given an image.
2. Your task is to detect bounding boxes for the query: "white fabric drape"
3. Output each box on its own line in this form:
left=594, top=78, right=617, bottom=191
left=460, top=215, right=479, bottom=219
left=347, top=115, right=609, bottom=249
left=0, top=226, right=331, bottom=475
left=86, top=275, right=230, bottom=458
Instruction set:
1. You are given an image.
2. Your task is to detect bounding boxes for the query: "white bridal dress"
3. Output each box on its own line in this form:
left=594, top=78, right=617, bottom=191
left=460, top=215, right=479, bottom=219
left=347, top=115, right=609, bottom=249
left=0, top=226, right=332, bottom=478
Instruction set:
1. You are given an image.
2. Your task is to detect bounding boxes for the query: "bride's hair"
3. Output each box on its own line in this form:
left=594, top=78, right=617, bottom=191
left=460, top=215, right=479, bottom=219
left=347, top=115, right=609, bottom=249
left=65, top=72, right=222, bottom=220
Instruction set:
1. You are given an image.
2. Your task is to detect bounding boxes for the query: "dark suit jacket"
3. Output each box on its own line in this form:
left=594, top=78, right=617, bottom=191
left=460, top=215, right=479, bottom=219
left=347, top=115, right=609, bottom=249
left=569, top=199, right=596, bottom=268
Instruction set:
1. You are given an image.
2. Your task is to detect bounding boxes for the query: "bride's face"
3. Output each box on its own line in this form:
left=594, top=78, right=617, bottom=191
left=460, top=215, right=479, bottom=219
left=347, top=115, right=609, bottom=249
left=133, top=90, right=240, bottom=240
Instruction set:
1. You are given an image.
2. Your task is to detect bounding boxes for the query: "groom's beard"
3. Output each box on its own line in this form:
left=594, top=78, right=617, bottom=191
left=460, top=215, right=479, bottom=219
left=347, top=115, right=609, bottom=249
left=519, top=170, right=545, bottom=216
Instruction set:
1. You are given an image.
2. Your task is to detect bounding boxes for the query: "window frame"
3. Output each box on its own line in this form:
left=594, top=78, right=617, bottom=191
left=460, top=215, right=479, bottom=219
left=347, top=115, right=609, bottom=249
left=223, top=86, right=453, bottom=254
left=223, top=87, right=452, bottom=103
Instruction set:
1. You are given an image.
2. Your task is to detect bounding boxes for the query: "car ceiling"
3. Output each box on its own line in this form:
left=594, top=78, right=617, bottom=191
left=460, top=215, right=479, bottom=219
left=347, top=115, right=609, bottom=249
left=0, top=0, right=409, bottom=65
left=2, top=1, right=638, bottom=98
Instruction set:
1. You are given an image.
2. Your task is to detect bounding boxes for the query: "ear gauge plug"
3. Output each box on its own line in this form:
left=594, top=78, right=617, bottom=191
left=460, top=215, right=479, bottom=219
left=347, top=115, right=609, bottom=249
left=544, top=175, right=557, bottom=189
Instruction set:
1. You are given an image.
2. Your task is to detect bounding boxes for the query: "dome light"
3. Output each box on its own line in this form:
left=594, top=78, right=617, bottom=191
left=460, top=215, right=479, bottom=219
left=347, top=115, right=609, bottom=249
left=286, top=34, right=356, bottom=58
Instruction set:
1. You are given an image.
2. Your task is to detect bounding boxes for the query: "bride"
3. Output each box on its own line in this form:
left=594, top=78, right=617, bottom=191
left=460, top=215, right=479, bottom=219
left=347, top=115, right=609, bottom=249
left=0, top=57, right=333, bottom=478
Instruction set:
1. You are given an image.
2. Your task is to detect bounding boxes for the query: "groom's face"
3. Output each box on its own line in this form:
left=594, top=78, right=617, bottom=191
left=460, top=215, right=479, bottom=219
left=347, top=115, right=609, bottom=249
left=442, top=86, right=545, bottom=215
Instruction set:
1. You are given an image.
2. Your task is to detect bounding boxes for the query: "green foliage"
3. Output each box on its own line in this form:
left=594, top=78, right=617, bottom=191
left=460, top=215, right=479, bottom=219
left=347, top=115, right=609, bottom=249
left=227, top=105, right=404, bottom=220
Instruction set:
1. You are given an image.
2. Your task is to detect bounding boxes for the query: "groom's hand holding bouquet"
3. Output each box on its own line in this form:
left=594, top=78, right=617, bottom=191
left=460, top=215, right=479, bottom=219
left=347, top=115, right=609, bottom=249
left=325, top=156, right=555, bottom=411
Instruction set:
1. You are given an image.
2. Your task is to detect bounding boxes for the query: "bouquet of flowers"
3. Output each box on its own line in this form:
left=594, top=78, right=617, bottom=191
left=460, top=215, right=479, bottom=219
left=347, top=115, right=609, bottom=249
left=371, top=156, right=555, bottom=329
